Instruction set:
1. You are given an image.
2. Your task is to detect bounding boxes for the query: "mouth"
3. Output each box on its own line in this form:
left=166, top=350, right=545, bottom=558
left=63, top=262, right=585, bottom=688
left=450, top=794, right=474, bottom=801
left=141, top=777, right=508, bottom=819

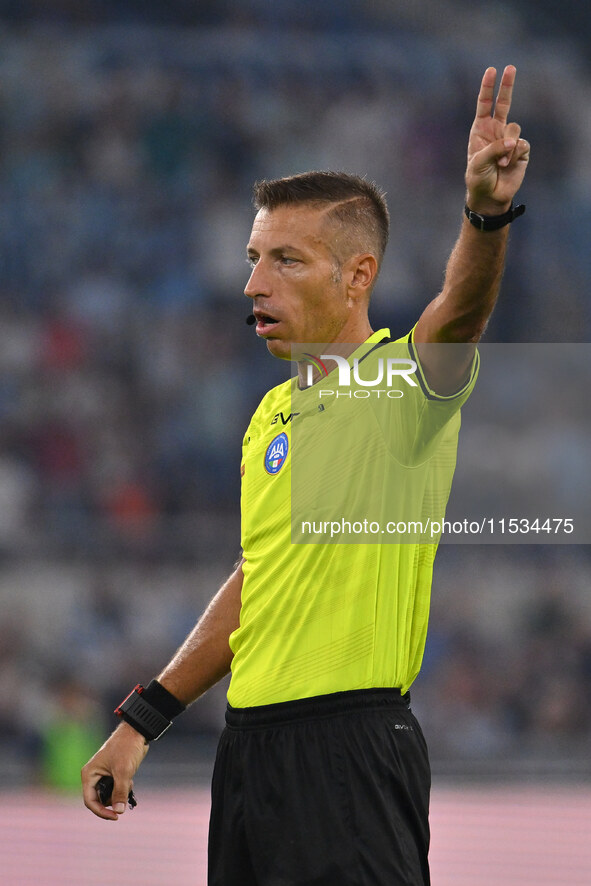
left=253, top=312, right=281, bottom=336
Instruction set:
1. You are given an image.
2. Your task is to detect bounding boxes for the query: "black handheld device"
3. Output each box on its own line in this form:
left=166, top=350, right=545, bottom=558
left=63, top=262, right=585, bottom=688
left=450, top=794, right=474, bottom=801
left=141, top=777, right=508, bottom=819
left=95, top=775, right=137, bottom=809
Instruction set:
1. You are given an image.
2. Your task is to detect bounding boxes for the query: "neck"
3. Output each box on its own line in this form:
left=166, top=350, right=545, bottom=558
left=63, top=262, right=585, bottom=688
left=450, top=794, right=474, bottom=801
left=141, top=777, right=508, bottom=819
left=296, top=318, right=374, bottom=387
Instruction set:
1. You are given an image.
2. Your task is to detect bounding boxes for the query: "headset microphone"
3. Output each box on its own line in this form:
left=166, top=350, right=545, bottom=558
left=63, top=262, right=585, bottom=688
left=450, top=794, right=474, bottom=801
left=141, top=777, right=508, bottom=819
left=246, top=314, right=256, bottom=326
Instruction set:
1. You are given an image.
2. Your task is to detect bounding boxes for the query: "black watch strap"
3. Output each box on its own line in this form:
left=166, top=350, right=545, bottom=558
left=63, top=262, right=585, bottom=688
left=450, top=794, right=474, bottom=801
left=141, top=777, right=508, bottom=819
left=465, top=202, right=525, bottom=232
left=115, top=680, right=185, bottom=742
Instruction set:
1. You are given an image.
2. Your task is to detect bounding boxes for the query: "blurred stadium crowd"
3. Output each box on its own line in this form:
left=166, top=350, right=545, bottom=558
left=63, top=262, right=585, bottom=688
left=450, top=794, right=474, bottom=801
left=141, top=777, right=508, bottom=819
left=0, top=0, right=590, bottom=785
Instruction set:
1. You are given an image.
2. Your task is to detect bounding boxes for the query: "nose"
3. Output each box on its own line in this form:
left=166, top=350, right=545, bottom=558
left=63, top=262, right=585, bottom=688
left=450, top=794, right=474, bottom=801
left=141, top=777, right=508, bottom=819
left=244, top=260, right=271, bottom=299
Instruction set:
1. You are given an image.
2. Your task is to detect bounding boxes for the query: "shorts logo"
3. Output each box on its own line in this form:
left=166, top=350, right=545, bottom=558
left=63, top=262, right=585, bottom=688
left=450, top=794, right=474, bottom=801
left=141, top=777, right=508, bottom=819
left=264, top=432, right=288, bottom=475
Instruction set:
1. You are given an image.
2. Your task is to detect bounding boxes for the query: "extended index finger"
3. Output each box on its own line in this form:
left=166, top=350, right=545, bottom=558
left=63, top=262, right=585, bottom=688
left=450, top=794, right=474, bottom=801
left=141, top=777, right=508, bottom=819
left=474, top=65, right=516, bottom=123
left=475, top=66, right=497, bottom=119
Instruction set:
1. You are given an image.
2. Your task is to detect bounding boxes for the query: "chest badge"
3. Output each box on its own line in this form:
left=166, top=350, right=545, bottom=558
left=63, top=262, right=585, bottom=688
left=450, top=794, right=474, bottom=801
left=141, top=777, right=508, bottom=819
left=264, top=432, right=289, bottom=475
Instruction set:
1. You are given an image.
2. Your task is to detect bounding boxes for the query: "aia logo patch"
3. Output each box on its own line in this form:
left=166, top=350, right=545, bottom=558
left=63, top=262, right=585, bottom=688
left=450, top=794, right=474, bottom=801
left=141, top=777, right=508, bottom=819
left=264, top=432, right=288, bottom=475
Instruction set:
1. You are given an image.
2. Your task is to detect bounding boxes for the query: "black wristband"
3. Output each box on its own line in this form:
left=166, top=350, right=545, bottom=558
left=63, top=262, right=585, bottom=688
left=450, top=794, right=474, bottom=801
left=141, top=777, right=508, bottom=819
left=115, top=680, right=186, bottom=742
left=465, top=201, right=525, bottom=231
left=141, top=679, right=186, bottom=720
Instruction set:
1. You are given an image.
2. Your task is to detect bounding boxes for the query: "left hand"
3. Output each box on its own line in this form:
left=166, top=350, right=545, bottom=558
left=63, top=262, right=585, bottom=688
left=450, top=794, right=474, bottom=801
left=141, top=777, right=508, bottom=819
left=465, top=65, right=530, bottom=215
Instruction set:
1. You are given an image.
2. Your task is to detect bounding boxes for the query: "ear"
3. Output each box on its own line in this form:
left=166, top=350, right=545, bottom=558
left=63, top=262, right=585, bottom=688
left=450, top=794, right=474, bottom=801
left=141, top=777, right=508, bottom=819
left=345, top=253, right=378, bottom=303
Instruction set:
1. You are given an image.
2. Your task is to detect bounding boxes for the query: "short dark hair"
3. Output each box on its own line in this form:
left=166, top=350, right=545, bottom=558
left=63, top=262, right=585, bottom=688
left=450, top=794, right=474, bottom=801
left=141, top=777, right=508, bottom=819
left=252, top=171, right=390, bottom=268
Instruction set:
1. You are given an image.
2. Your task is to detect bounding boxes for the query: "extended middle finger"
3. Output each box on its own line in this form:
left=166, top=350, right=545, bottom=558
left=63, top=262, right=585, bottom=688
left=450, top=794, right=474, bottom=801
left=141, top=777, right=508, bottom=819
left=493, top=65, right=516, bottom=125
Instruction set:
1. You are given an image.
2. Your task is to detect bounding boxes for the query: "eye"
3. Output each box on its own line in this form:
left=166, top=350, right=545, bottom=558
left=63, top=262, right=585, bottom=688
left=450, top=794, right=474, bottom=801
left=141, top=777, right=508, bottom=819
left=246, top=255, right=258, bottom=268
left=280, top=256, right=298, bottom=266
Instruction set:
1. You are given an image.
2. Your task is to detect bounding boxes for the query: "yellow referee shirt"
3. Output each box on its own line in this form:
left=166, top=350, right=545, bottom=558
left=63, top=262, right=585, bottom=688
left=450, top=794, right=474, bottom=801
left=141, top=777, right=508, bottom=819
left=228, top=329, right=478, bottom=707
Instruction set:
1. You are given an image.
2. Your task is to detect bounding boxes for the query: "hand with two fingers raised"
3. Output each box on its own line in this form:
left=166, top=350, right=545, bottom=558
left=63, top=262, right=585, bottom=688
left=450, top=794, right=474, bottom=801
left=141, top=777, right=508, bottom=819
left=466, top=65, right=530, bottom=216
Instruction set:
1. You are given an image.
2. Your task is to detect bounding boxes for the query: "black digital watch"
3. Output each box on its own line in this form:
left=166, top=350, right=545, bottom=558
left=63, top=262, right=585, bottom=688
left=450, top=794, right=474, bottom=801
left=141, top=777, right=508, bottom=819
left=464, top=201, right=525, bottom=232
left=115, top=680, right=186, bottom=742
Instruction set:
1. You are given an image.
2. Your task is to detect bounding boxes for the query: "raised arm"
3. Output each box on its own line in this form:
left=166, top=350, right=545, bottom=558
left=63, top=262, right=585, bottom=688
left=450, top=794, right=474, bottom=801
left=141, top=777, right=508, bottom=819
left=81, top=559, right=244, bottom=820
left=414, top=65, right=530, bottom=389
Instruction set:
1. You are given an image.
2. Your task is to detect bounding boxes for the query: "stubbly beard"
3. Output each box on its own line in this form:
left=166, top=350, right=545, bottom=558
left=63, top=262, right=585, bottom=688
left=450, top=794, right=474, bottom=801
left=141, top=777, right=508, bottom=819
left=330, top=261, right=342, bottom=284
left=266, top=338, right=292, bottom=361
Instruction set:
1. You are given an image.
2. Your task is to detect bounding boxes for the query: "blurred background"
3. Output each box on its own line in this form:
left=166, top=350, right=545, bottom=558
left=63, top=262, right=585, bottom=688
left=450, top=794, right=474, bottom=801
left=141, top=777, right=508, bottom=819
left=0, top=0, right=590, bottom=882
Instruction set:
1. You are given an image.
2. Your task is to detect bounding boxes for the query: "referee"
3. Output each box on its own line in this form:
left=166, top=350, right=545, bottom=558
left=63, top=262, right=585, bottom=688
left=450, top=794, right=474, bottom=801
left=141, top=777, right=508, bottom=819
left=82, top=66, right=530, bottom=885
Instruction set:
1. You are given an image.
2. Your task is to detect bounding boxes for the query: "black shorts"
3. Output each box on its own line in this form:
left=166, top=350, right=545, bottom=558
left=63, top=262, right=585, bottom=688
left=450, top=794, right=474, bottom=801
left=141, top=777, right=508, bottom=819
left=208, top=688, right=431, bottom=886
